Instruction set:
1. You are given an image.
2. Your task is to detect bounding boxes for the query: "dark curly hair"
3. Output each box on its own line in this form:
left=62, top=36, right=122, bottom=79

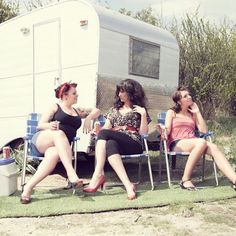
left=54, top=81, right=77, bottom=99
left=114, top=79, right=148, bottom=109
left=171, top=86, right=189, bottom=113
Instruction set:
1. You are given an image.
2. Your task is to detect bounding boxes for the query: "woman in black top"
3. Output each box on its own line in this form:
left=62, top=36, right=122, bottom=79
left=83, top=79, right=150, bottom=200
left=21, top=82, right=100, bottom=204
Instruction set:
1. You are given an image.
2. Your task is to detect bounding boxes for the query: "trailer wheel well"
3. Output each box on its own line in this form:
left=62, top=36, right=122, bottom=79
left=0, top=137, right=24, bottom=152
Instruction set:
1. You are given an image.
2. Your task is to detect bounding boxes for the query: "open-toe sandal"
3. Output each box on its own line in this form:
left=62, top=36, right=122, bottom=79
left=232, top=181, right=236, bottom=191
left=180, top=179, right=197, bottom=191
left=20, top=196, right=31, bottom=204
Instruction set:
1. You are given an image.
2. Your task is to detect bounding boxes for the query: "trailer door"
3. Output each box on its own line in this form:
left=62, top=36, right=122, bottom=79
left=33, top=19, right=61, bottom=112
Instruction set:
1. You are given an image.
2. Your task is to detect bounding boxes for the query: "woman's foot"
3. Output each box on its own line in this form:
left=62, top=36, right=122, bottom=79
left=83, top=175, right=106, bottom=193
left=180, top=179, right=197, bottom=191
left=20, top=186, right=32, bottom=204
left=126, top=184, right=136, bottom=200
left=232, top=181, right=236, bottom=191
left=20, top=195, right=31, bottom=204
left=68, top=179, right=83, bottom=189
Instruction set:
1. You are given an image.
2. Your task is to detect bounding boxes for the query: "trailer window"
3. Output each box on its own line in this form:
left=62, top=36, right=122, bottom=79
left=129, top=38, right=160, bottom=79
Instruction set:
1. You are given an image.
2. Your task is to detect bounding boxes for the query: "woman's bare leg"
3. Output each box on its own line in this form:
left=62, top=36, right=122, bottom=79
left=88, top=140, right=106, bottom=187
left=174, top=138, right=207, bottom=187
left=22, top=147, right=59, bottom=198
left=36, top=130, right=79, bottom=182
left=206, top=142, right=236, bottom=183
left=108, top=154, right=134, bottom=196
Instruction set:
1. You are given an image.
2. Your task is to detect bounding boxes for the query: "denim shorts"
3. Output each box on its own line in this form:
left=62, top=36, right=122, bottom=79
left=31, top=131, right=44, bottom=157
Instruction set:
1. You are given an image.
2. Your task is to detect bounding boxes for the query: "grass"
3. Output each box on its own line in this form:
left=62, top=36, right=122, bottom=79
left=0, top=177, right=235, bottom=218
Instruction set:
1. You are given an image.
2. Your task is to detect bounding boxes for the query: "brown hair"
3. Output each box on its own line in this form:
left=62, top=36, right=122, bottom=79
left=171, top=86, right=189, bottom=113
left=55, top=82, right=77, bottom=99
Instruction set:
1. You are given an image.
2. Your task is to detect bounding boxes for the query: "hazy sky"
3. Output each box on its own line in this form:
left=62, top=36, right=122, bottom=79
left=99, top=0, right=236, bottom=25
left=16, top=0, right=236, bottom=25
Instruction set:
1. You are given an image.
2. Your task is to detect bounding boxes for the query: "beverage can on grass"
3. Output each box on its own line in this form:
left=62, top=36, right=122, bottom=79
left=2, top=146, right=10, bottom=159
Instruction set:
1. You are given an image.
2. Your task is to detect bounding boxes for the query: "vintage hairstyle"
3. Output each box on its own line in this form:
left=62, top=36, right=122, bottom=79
left=114, top=79, right=148, bottom=109
left=171, top=85, right=190, bottom=113
left=54, top=81, right=77, bottom=99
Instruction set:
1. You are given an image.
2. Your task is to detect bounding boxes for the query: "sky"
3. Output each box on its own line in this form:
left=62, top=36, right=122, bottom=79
left=99, top=0, right=236, bottom=25
left=14, top=0, right=236, bottom=25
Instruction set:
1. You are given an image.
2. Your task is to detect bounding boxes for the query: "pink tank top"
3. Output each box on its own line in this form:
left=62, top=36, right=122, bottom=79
left=168, top=116, right=196, bottom=148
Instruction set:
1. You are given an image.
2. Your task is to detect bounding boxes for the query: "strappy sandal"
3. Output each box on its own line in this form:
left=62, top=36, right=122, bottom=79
left=179, top=179, right=197, bottom=191
left=20, top=196, right=31, bottom=204
left=232, top=181, right=236, bottom=191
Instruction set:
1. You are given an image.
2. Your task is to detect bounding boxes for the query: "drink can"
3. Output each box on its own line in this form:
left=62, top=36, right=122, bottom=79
left=95, top=121, right=101, bottom=136
left=55, top=121, right=60, bottom=130
left=3, top=146, right=10, bottom=159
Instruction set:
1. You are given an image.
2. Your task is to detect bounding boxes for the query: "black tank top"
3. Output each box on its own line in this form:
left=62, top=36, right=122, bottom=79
left=52, top=104, right=82, bottom=143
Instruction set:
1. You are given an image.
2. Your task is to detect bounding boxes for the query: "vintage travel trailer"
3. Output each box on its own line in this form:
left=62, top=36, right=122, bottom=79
left=0, top=0, right=179, bottom=152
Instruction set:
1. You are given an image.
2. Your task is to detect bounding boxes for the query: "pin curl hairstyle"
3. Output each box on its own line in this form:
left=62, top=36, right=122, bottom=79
left=54, top=81, right=77, bottom=99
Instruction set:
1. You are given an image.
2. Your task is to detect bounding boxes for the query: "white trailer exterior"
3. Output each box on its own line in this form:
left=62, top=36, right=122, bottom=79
left=0, top=0, right=179, bottom=151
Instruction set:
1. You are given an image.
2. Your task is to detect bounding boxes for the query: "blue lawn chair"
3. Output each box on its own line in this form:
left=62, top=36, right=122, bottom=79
left=157, top=111, right=218, bottom=188
left=21, top=113, right=80, bottom=191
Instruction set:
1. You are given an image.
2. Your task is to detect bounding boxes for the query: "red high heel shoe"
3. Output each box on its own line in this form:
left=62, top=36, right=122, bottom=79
left=127, top=184, right=136, bottom=200
left=83, top=175, right=106, bottom=193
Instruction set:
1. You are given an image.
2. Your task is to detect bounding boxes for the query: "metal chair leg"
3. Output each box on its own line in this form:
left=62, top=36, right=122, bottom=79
left=163, top=141, right=171, bottom=188
left=213, top=159, right=219, bottom=186
left=201, top=155, right=205, bottom=182
left=21, top=139, right=28, bottom=192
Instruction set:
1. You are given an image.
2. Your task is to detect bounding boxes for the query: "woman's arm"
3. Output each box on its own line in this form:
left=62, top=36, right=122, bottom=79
left=133, top=105, right=148, bottom=135
left=189, top=103, right=207, bottom=133
left=82, top=108, right=101, bottom=133
left=165, top=109, right=175, bottom=136
left=37, top=104, right=58, bottom=130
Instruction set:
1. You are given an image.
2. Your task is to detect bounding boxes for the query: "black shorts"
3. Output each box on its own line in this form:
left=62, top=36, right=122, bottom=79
left=97, top=129, right=142, bottom=158
left=169, top=139, right=181, bottom=151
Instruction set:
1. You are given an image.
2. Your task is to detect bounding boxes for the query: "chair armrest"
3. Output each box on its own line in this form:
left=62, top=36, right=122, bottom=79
left=141, top=134, right=148, bottom=140
left=73, top=137, right=80, bottom=141
left=156, top=124, right=168, bottom=140
left=23, top=135, right=31, bottom=141
left=198, top=131, right=214, bottom=139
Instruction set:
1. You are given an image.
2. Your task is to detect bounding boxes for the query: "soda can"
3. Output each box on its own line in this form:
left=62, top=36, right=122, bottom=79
left=55, top=121, right=60, bottom=130
left=95, top=121, right=101, bottom=136
left=3, top=146, right=10, bottom=159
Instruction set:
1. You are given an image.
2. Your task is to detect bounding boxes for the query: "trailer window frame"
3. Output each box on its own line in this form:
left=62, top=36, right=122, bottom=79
left=129, top=37, right=160, bottom=79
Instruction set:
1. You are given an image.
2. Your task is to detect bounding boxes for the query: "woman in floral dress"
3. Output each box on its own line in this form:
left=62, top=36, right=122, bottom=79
left=83, top=79, right=151, bottom=200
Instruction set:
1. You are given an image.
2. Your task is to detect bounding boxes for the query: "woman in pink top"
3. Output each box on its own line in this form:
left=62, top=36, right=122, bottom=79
left=165, top=86, right=236, bottom=191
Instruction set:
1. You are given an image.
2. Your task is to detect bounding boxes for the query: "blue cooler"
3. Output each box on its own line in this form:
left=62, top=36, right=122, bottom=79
left=0, top=158, right=19, bottom=196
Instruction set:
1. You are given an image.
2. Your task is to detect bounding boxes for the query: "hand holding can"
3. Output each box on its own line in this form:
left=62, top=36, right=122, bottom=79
left=95, top=121, right=101, bottom=136
left=55, top=121, right=60, bottom=130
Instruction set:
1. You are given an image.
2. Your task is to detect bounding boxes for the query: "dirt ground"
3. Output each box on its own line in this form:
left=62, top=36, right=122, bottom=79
left=0, top=199, right=236, bottom=236
left=0, top=174, right=236, bottom=236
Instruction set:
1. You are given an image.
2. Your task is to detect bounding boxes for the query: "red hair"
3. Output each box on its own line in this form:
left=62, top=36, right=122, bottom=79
left=55, top=82, right=77, bottom=99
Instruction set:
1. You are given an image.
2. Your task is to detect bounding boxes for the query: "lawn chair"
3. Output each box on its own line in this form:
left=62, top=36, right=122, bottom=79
left=21, top=113, right=80, bottom=191
left=96, top=115, right=154, bottom=190
left=157, top=111, right=218, bottom=188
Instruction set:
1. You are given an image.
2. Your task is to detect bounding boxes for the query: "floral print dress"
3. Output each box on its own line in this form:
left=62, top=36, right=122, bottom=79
left=105, top=107, right=151, bottom=145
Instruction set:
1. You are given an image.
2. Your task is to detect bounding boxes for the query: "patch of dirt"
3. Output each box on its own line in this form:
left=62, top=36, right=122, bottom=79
left=1, top=198, right=236, bottom=236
